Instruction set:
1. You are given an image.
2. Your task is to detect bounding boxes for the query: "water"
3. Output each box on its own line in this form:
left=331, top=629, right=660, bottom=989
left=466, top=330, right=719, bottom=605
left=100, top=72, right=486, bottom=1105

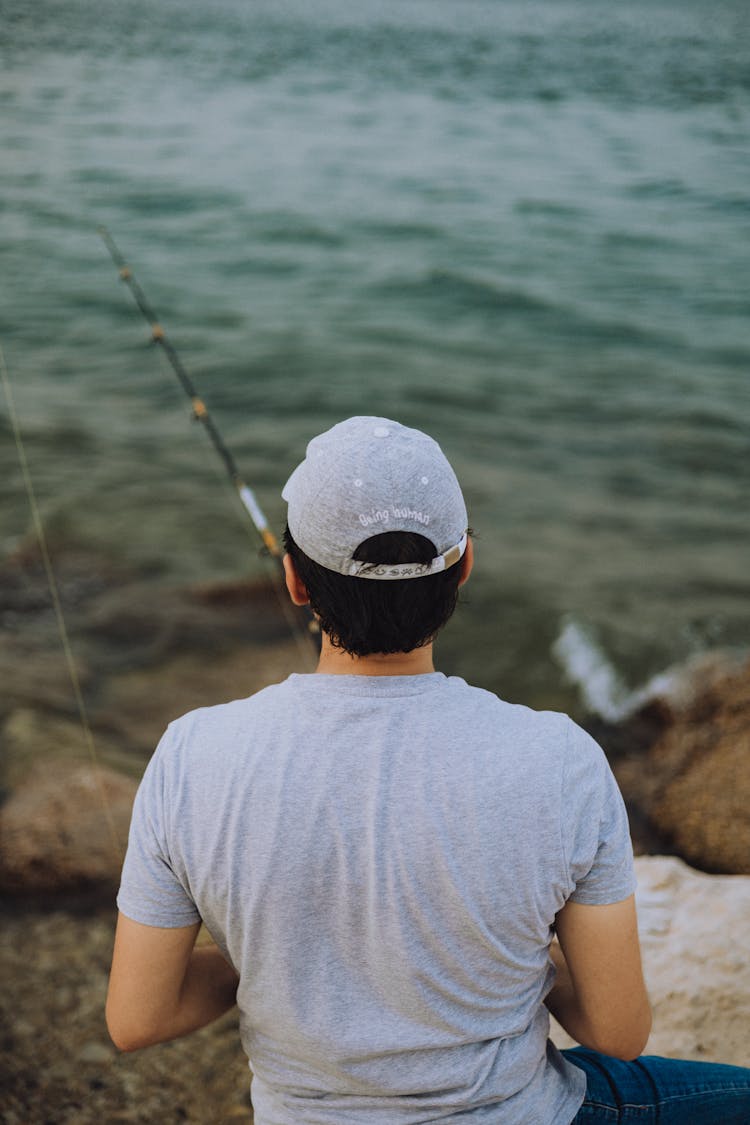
left=2, top=0, right=749, bottom=712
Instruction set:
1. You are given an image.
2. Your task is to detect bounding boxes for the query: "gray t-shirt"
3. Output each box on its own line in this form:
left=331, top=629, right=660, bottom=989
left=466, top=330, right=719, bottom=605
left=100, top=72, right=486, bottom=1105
left=118, top=672, right=636, bottom=1125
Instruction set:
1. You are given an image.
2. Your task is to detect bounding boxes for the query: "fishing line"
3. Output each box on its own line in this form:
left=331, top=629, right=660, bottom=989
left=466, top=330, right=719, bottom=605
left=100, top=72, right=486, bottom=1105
left=98, top=227, right=318, bottom=665
left=0, top=340, right=124, bottom=860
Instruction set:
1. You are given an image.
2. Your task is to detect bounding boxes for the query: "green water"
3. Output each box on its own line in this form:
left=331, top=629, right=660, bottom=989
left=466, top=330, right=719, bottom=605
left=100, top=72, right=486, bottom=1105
left=1, top=0, right=749, bottom=707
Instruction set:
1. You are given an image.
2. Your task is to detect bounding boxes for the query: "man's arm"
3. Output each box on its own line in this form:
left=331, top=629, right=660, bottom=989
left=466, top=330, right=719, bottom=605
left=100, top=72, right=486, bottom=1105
left=106, top=913, right=239, bottom=1052
left=545, top=894, right=652, bottom=1061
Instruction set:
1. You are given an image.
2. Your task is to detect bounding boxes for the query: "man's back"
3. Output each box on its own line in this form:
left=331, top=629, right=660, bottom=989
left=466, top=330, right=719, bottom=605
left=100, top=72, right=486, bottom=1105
left=118, top=670, right=634, bottom=1124
left=111, top=417, right=748, bottom=1124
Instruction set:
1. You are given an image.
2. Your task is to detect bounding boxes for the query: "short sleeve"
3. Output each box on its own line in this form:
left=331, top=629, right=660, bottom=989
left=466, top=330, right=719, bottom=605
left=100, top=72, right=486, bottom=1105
left=561, top=719, right=637, bottom=906
left=116, top=726, right=201, bottom=928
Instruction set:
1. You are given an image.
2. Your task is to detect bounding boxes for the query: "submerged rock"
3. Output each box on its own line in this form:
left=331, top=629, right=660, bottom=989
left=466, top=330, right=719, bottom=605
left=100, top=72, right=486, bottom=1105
left=0, top=708, right=141, bottom=794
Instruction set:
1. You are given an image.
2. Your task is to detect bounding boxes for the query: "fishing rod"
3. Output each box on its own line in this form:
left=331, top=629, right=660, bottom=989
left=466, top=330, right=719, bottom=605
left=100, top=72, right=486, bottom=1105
left=98, top=226, right=318, bottom=650
left=99, top=226, right=282, bottom=561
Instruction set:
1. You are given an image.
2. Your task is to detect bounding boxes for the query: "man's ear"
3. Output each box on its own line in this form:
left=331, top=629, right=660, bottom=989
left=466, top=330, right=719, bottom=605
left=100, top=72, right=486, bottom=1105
left=457, top=536, right=473, bottom=588
left=283, top=553, right=310, bottom=606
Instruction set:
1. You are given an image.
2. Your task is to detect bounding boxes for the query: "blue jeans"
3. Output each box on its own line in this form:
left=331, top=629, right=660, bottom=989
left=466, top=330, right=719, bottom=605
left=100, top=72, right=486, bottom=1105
left=563, top=1047, right=750, bottom=1123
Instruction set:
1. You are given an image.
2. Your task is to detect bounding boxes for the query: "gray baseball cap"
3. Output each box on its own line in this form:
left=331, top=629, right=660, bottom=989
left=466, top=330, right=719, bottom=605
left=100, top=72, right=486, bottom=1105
left=282, top=417, right=468, bottom=580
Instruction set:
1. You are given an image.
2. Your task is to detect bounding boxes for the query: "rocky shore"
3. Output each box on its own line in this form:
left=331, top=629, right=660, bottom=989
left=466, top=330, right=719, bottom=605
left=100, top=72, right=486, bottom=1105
left=2, top=546, right=749, bottom=1122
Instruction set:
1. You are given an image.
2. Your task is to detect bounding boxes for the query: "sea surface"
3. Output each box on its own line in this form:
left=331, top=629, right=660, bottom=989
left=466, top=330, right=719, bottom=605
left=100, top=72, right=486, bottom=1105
left=1, top=0, right=749, bottom=712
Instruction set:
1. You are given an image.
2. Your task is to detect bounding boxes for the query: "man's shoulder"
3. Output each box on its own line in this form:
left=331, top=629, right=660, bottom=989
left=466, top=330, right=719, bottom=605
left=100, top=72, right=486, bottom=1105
left=448, top=676, right=572, bottom=730
left=162, top=677, right=294, bottom=746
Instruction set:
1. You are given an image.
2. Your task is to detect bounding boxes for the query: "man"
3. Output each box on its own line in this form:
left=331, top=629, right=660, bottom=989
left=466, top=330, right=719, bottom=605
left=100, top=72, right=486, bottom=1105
left=108, top=417, right=750, bottom=1123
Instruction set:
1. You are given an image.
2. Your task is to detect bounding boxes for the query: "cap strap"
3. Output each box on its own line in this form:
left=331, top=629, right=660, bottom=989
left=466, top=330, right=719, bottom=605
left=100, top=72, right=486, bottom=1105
left=346, top=531, right=468, bottom=580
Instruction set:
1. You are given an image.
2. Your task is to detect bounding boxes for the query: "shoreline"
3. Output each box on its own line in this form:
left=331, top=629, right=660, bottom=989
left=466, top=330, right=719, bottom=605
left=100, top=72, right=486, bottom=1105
left=2, top=543, right=749, bottom=889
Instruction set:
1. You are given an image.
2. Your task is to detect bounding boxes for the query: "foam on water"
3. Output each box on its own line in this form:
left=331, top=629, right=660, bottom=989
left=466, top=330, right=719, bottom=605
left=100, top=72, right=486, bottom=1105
left=553, top=621, right=633, bottom=721
left=553, top=619, right=746, bottom=721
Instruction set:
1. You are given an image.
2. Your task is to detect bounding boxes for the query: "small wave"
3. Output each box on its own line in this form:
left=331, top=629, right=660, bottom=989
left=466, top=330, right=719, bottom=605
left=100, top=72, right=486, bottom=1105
left=514, top=199, right=585, bottom=220
left=119, top=188, right=237, bottom=218
left=372, top=270, right=552, bottom=316
left=626, top=178, right=689, bottom=200
left=354, top=219, right=443, bottom=242
left=257, top=212, right=344, bottom=248
left=551, top=619, right=743, bottom=723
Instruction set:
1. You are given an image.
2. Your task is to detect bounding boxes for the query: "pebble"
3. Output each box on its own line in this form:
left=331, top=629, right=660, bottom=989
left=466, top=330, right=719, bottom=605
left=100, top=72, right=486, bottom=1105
left=78, top=1040, right=115, bottom=1064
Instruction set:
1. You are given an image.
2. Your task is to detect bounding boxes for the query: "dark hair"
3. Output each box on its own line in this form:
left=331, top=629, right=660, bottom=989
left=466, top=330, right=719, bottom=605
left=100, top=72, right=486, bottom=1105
left=283, top=525, right=467, bottom=657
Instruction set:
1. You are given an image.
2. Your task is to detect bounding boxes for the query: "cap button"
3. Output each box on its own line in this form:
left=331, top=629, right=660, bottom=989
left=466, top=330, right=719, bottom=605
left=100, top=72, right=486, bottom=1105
left=373, top=426, right=390, bottom=438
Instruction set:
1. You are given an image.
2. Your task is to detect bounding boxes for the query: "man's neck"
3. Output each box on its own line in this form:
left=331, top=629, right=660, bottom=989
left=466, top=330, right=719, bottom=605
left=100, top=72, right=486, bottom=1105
left=315, top=634, right=435, bottom=677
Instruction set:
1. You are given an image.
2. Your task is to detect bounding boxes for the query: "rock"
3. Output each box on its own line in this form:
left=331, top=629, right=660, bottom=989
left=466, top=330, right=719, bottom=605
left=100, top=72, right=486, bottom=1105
left=78, top=1040, right=116, bottom=1065
left=551, top=855, right=750, bottom=1066
left=649, top=667, right=750, bottom=874
left=82, top=574, right=295, bottom=668
left=0, top=709, right=141, bottom=793
left=0, top=760, right=137, bottom=893
left=592, top=657, right=750, bottom=874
